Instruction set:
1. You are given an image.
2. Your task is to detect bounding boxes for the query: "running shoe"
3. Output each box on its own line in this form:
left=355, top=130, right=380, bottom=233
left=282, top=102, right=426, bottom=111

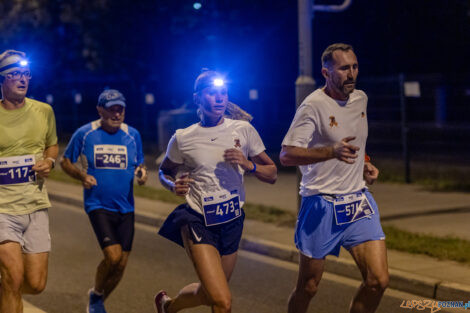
left=87, top=288, right=107, bottom=313
left=154, top=290, right=171, bottom=313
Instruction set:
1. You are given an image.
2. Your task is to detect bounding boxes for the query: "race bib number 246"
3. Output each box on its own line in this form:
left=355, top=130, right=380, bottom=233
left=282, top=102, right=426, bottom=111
left=94, top=145, right=127, bottom=169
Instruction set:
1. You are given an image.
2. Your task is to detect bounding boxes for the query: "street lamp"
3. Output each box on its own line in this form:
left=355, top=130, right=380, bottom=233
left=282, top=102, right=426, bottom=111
left=295, top=0, right=353, bottom=209
left=296, top=0, right=354, bottom=110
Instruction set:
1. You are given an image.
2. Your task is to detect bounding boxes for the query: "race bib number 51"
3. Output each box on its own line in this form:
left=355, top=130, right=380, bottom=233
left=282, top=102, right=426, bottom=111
left=94, top=145, right=127, bottom=169
left=333, top=191, right=374, bottom=225
left=0, top=155, right=36, bottom=185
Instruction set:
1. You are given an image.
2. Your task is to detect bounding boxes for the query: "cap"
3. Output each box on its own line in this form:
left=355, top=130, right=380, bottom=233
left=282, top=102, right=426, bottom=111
left=0, top=50, right=28, bottom=77
left=97, top=89, right=126, bottom=108
left=194, top=70, right=225, bottom=93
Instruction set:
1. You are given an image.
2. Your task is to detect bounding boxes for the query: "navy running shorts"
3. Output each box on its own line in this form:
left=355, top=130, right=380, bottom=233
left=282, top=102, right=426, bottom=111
left=88, top=209, right=135, bottom=251
left=158, top=203, right=245, bottom=256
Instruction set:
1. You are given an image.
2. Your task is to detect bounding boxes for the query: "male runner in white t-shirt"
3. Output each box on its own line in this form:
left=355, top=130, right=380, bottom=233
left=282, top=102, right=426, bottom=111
left=280, top=43, right=388, bottom=313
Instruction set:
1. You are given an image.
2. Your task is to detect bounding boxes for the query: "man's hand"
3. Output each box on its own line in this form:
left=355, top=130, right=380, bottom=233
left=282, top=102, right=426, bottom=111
left=364, top=162, right=379, bottom=185
left=223, top=148, right=252, bottom=171
left=333, top=136, right=360, bottom=164
left=173, top=173, right=194, bottom=197
left=32, top=159, right=54, bottom=178
left=82, top=174, right=98, bottom=189
left=134, top=165, right=148, bottom=186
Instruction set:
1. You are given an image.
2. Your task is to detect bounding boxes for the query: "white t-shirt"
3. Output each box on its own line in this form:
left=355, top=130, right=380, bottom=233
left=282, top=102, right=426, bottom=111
left=166, top=118, right=266, bottom=215
left=282, top=88, right=368, bottom=196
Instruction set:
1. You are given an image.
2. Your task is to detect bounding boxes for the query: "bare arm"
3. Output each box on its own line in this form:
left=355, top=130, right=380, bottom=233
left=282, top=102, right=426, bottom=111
left=280, top=136, right=360, bottom=167
left=159, top=157, right=194, bottom=197
left=44, top=143, right=59, bottom=161
left=60, top=157, right=97, bottom=189
left=32, top=144, right=59, bottom=178
left=223, top=149, right=277, bottom=184
left=248, top=152, right=277, bottom=184
left=279, top=145, right=334, bottom=166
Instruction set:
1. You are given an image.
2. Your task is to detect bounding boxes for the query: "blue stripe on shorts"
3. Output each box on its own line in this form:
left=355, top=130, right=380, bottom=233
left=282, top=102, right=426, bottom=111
left=295, top=190, right=385, bottom=259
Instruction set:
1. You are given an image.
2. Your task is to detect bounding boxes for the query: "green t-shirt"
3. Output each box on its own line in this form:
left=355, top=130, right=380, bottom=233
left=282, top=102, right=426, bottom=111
left=0, top=97, right=58, bottom=215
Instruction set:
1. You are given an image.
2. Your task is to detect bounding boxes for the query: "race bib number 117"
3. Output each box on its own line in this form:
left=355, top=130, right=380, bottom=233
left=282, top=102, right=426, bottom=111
left=0, top=155, right=36, bottom=185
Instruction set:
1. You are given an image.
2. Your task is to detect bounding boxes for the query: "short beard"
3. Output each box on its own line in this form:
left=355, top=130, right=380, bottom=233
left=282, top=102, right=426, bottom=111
left=342, top=86, right=355, bottom=95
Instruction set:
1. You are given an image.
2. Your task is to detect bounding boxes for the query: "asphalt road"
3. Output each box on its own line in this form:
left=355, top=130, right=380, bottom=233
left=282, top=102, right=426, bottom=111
left=24, top=201, right=456, bottom=313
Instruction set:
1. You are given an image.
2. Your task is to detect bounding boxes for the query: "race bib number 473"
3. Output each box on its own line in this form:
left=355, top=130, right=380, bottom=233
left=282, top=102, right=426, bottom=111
left=202, top=191, right=241, bottom=226
left=0, top=155, right=36, bottom=185
left=94, top=145, right=127, bottom=169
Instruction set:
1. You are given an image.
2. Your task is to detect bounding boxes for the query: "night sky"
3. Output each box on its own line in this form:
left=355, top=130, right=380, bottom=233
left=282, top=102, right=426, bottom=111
left=1, top=0, right=469, bottom=150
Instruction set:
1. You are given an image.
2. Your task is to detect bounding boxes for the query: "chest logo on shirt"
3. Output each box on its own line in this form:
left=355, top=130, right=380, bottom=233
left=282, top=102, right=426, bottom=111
left=329, top=116, right=338, bottom=127
left=234, top=138, right=241, bottom=148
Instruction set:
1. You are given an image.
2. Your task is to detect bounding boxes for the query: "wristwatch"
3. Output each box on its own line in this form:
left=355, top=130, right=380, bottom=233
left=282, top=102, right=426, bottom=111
left=46, top=157, right=56, bottom=169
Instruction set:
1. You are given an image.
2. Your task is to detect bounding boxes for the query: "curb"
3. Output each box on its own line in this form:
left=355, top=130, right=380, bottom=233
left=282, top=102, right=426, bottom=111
left=240, top=236, right=441, bottom=299
left=24, top=299, right=47, bottom=313
left=49, top=193, right=470, bottom=301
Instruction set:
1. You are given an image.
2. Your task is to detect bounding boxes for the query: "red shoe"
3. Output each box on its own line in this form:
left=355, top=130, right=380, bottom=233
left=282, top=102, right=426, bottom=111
left=154, top=290, right=170, bottom=313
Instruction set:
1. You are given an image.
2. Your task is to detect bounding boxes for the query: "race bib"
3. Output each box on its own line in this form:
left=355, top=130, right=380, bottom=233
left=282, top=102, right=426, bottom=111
left=202, top=190, right=241, bottom=226
left=0, top=155, right=36, bottom=185
left=94, top=145, right=127, bottom=169
left=333, top=191, right=374, bottom=225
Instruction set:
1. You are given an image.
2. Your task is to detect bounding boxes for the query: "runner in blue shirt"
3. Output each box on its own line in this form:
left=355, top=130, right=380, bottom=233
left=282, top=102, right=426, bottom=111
left=61, top=89, right=147, bottom=313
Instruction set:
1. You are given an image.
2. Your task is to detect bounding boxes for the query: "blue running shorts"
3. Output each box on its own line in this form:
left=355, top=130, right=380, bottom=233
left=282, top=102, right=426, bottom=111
left=158, top=204, right=245, bottom=256
left=295, top=190, right=385, bottom=259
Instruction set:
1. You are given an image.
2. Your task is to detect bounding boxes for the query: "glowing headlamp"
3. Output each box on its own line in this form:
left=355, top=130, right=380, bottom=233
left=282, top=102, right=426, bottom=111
left=194, top=70, right=227, bottom=92
left=0, top=58, right=29, bottom=75
left=213, top=78, right=224, bottom=87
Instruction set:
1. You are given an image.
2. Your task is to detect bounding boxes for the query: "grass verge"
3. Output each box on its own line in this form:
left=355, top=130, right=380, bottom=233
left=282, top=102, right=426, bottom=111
left=134, top=185, right=184, bottom=204
left=49, top=169, right=185, bottom=204
left=48, top=168, right=81, bottom=185
left=373, top=158, right=470, bottom=192
left=383, top=225, right=470, bottom=264
left=243, top=202, right=297, bottom=227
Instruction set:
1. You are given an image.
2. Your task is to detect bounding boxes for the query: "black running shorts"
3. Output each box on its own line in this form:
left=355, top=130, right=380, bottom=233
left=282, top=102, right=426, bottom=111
left=88, top=209, right=135, bottom=251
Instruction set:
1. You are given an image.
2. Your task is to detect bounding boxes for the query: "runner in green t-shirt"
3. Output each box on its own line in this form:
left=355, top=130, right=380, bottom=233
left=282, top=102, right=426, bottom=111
left=0, top=50, right=58, bottom=312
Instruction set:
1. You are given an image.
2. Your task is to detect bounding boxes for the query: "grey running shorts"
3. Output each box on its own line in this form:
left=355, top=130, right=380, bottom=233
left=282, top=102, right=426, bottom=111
left=0, top=208, right=51, bottom=253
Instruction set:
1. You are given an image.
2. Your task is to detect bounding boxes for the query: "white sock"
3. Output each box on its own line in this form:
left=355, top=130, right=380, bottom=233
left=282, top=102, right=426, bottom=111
left=92, top=288, right=104, bottom=296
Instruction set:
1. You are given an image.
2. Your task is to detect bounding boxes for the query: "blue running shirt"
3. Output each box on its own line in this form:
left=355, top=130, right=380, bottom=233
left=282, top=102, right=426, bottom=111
left=63, top=120, right=144, bottom=214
